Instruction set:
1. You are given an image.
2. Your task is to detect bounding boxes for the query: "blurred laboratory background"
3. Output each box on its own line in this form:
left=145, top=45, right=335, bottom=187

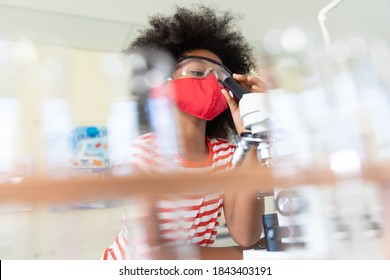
left=1, top=0, right=390, bottom=259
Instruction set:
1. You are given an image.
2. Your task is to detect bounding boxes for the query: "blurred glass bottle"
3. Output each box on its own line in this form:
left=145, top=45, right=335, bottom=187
left=103, top=48, right=193, bottom=259
left=0, top=39, right=20, bottom=183
left=315, top=38, right=385, bottom=259
left=106, top=48, right=180, bottom=175
left=38, top=55, right=74, bottom=178
left=257, top=27, right=335, bottom=257
left=0, top=39, right=35, bottom=183
left=346, top=38, right=390, bottom=259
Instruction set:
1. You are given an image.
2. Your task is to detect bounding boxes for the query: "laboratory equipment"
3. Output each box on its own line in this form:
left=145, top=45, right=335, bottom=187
left=231, top=93, right=273, bottom=168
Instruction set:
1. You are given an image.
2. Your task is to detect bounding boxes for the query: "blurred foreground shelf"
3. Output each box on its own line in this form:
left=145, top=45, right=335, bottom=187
left=1, top=161, right=389, bottom=204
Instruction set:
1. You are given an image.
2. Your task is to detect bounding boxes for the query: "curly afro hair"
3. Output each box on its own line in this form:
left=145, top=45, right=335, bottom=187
left=124, top=4, right=256, bottom=139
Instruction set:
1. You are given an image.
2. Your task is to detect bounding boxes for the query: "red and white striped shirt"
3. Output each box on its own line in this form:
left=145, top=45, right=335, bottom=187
left=102, top=134, right=236, bottom=260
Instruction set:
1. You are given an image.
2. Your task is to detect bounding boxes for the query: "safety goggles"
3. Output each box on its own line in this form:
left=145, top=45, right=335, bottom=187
left=171, top=55, right=233, bottom=82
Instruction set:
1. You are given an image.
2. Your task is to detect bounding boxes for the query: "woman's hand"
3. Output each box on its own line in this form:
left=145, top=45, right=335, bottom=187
left=221, top=74, right=267, bottom=135
left=233, top=73, right=267, bottom=93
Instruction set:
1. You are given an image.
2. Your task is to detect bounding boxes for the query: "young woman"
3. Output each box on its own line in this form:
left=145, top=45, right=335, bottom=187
left=103, top=4, right=267, bottom=260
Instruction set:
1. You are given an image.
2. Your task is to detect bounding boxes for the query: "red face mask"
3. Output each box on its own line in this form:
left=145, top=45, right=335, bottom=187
left=169, top=75, right=228, bottom=120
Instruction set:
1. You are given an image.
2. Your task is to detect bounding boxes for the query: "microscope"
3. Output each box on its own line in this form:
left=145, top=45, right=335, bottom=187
left=231, top=93, right=273, bottom=168
left=234, top=89, right=332, bottom=258
left=230, top=92, right=297, bottom=253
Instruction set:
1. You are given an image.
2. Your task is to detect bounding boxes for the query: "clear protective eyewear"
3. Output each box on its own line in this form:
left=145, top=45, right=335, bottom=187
left=171, top=55, right=233, bottom=82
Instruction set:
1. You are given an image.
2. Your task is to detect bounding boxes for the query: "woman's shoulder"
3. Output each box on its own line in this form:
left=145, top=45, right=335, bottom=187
left=135, top=134, right=235, bottom=149
left=207, top=137, right=236, bottom=150
left=130, top=133, right=158, bottom=155
left=132, top=132, right=156, bottom=145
